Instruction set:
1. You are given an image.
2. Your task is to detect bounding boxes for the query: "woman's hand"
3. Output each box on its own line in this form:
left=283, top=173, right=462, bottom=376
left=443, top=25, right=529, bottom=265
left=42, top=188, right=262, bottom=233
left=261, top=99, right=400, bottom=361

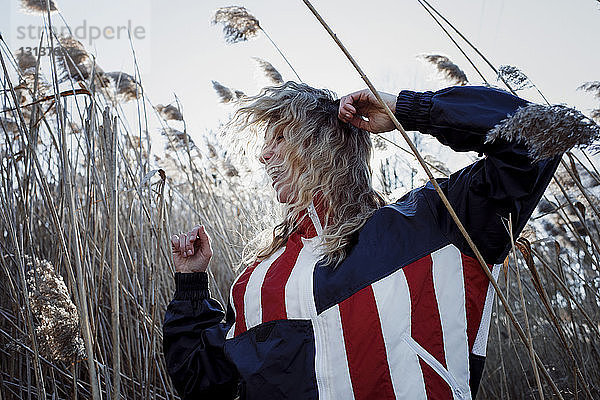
left=171, top=225, right=213, bottom=273
left=338, top=89, right=397, bottom=133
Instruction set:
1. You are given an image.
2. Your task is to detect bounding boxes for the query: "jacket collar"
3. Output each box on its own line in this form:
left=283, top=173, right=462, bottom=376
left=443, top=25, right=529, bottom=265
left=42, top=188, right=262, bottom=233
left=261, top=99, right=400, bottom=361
left=297, top=199, right=326, bottom=239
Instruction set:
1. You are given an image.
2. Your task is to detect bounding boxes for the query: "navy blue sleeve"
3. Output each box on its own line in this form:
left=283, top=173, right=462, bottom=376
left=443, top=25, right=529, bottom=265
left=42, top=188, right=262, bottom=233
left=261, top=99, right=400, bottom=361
left=395, top=86, right=561, bottom=264
left=162, top=272, right=238, bottom=399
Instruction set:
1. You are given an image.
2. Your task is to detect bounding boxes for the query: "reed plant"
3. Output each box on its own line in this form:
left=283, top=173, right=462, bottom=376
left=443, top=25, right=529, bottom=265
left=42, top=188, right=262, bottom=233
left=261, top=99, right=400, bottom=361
left=1, top=2, right=599, bottom=399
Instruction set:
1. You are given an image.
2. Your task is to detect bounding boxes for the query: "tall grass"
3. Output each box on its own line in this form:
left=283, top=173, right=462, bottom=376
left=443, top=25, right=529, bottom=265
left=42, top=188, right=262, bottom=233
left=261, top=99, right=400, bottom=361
left=1, top=3, right=599, bottom=400
left=0, top=16, right=273, bottom=398
left=404, top=2, right=600, bottom=398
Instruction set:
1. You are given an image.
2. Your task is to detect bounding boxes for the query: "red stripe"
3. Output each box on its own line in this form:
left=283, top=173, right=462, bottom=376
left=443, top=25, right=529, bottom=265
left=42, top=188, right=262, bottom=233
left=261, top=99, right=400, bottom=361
left=339, top=285, right=395, bottom=399
left=403, top=255, right=453, bottom=399
left=461, top=253, right=491, bottom=351
left=232, top=262, right=258, bottom=336
left=261, top=234, right=304, bottom=322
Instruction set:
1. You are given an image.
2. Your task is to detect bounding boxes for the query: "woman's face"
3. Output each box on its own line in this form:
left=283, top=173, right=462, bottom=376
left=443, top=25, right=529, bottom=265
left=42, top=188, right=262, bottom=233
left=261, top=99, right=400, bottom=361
left=260, top=130, right=293, bottom=203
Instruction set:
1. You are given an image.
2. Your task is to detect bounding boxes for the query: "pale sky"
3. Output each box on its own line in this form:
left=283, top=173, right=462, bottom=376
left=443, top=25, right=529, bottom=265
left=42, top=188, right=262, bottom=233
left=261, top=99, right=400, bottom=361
left=2, top=0, right=599, bottom=172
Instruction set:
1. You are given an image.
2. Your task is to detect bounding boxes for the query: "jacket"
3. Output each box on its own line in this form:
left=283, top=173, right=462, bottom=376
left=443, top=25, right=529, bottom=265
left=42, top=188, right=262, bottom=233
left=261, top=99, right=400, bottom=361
left=163, top=86, right=561, bottom=399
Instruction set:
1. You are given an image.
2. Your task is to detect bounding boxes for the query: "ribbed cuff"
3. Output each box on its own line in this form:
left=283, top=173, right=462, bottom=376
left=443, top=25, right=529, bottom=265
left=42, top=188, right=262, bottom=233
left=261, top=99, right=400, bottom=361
left=395, top=90, right=434, bottom=132
left=173, top=272, right=210, bottom=300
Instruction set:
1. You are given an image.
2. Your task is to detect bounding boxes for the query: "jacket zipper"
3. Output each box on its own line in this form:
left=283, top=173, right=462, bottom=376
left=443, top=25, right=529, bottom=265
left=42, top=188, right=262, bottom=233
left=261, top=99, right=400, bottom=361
left=402, top=334, right=469, bottom=400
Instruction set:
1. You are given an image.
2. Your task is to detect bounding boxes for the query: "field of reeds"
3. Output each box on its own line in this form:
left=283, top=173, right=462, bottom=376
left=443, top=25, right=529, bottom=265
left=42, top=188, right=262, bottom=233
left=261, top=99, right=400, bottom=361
left=1, top=1, right=600, bottom=399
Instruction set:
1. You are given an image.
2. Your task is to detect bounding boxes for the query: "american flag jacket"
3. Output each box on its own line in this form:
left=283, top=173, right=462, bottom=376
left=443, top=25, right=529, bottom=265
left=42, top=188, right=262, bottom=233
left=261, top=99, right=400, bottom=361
left=163, top=86, right=561, bottom=400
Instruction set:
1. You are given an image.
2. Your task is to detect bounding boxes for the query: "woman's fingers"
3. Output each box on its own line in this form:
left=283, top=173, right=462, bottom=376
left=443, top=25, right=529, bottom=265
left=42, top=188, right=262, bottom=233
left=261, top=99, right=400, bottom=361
left=179, top=232, right=187, bottom=257
left=189, top=225, right=200, bottom=244
left=339, top=94, right=359, bottom=122
left=185, top=226, right=199, bottom=256
left=340, top=105, right=357, bottom=122
left=171, top=234, right=179, bottom=250
left=171, top=225, right=211, bottom=259
left=196, top=225, right=213, bottom=257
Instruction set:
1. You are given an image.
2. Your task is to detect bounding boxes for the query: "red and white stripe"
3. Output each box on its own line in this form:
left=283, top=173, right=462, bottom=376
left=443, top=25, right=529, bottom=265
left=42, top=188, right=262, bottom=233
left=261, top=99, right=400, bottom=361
left=228, top=240, right=496, bottom=399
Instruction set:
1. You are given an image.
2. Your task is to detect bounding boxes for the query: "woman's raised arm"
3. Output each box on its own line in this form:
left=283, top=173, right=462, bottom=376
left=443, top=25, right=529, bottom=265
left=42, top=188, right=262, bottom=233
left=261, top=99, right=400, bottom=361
left=163, top=226, right=239, bottom=399
left=340, top=86, right=561, bottom=264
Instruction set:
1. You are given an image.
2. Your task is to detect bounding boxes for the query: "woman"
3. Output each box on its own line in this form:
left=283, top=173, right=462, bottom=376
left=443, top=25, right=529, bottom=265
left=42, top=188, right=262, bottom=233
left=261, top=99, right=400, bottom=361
left=163, top=82, right=560, bottom=399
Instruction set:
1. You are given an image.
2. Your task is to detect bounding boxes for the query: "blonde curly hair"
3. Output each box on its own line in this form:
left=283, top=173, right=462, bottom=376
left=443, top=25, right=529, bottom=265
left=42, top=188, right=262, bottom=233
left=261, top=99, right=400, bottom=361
left=233, top=82, right=386, bottom=267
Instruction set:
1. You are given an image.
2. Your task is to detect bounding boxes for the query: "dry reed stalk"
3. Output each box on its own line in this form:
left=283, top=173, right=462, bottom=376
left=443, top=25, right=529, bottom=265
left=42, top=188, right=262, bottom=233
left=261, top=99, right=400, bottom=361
left=416, top=0, right=489, bottom=85
left=508, top=216, right=545, bottom=400
left=559, top=158, right=600, bottom=221
left=516, top=238, right=595, bottom=398
left=415, top=0, right=522, bottom=95
left=0, top=35, right=81, bottom=313
left=101, top=108, right=121, bottom=400
left=2, top=16, right=251, bottom=397
left=300, top=1, right=564, bottom=397
left=46, top=16, right=102, bottom=396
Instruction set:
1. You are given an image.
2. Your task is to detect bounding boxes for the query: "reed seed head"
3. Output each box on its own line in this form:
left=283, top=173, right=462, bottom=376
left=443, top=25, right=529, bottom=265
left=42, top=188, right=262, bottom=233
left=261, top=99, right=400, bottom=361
left=212, top=80, right=237, bottom=103
left=16, top=51, right=37, bottom=71
left=105, top=71, right=141, bottom=102
left=54, top=35, right=98, bottom=82
left=213, top=6, right=260, bottom=43
left=17, top=69, right=51, bottom=97
left=221, top=159, right=239, bottom=177
left=21, top=0, right=58, bottom=14
left=0, top=117, right=19, bottom=134
left=420, top=54, right=468, bottom=85
left=57, top=36, right=88, bottom=65
left=156, top=104, right=183, bottom=121
left=253, top=57, right=283, bottom=85
left=498, top=65, right=534, bottom=91
left=206, top=141, right=218, bottom=158
left=486, top=103, right=600, bottom=161
left=25, top=256, right=85, bottom=363
left=578, top=81, right=600, bottom=99
left=161, top=127, right=197, bottom=152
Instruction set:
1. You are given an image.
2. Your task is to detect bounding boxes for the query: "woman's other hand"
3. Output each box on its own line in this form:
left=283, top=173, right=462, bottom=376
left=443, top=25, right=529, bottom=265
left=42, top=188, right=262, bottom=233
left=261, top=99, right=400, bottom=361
left=171, top=225, right=213, bottom=273
left=338, top=89, right=397, bottom=133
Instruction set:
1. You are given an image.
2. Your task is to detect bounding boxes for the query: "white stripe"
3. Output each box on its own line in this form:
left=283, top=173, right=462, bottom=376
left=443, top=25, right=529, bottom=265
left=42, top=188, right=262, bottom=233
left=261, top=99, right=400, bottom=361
left=432, top=245, right=471, bottom=399
left=472, top=263, right=501, bottom=356
left=226, top=270, right=240, bottom=339
left=307, top=201, right=323, bottom=237
left=285, top=237, right=322, bottom=319
left=243, top=247, right=285, bottom=331
left=372, top=268, right=427, bottom=399
left=313, top=304, right=354, bottom=400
